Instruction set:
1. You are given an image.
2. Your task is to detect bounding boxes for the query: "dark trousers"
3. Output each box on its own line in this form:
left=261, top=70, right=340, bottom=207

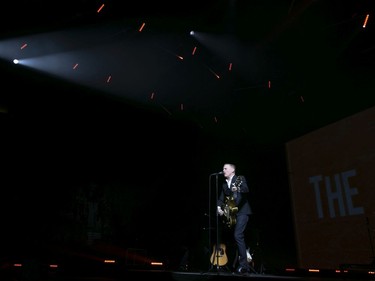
left=233, top=214, right=250, bottom=270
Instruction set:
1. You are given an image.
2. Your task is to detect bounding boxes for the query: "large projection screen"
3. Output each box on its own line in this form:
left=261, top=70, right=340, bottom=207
left=286, top=106, right=375, bottom=269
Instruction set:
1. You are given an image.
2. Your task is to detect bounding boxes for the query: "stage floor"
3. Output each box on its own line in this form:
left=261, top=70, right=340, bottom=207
left=60, top=268, right=374, bottom=281
left=2, top=260, right=374, bottom=281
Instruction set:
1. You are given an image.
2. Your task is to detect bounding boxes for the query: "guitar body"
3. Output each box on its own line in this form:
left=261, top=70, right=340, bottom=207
left=223, top=196, right=238, bottom=228
left=222, top=176, right=242, bottom=228
left=210, top=243, right=228, bottom=266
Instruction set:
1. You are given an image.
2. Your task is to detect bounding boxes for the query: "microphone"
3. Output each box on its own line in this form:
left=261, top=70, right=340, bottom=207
left=210, top=171, right=223, bottom=175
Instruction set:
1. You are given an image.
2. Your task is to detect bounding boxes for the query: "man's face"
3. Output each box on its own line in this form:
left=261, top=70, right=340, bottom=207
left=223, top=164, right=234, bottom=177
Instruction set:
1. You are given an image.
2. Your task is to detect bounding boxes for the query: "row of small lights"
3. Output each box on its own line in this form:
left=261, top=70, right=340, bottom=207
left=285, top=267, right=375, bottom=277
left=12, top=258, right=163, bottom=268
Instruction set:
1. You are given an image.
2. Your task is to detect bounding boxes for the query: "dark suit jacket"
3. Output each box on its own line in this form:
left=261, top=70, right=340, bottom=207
left=218, top=174, right=252, bottom=216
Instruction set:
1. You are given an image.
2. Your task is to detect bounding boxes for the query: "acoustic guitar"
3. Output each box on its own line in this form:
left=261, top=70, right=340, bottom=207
left=210, top=243, right=228, bottom=266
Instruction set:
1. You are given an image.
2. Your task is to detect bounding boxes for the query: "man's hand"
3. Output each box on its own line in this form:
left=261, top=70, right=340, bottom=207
left=217, top=206, right=224, bottom=216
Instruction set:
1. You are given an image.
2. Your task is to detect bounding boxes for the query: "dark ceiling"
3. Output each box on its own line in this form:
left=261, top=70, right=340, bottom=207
left=1, top=0, right=375, bottom=147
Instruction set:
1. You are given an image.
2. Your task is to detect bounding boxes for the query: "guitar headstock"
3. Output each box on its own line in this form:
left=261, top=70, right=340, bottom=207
left=233, top=175, right=242, bottom=187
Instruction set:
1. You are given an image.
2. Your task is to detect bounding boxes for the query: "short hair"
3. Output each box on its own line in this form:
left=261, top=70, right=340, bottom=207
left=225, top=163, right=236, bottom=172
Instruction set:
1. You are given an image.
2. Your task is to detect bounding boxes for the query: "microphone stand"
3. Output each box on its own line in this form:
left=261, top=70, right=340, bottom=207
left=208, top=172, right=222, bottom=273
left=208, top=174, right=212, bottom=271
left=214, top=173, right=220, bottom=271
left=366, top=217, right=375, bottom=264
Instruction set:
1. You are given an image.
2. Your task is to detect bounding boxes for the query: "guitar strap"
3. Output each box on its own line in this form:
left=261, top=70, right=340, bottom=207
left=228, top=176, right=238, bottom=199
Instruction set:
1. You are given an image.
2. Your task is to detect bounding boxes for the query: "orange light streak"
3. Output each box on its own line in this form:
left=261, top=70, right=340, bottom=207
left=97, top=4, right=105, bottom=13
left=363, top=14, right=369, bottom=28
left=285, top=268, right=295, bottom=272
left=192, top=46, right=197, bottom=55
left=20, top=43, right=27, bottom=49
left=139, top=22, right=146, bottom=32
left=308, top=269, right=320, bottom=272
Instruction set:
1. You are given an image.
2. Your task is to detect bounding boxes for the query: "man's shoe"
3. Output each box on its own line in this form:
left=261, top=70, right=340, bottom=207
left=236, top=266, right=251, bottom=274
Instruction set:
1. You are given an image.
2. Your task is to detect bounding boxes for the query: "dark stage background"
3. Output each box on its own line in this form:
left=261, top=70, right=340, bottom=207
left=0, top=67, right=296, bottom=272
